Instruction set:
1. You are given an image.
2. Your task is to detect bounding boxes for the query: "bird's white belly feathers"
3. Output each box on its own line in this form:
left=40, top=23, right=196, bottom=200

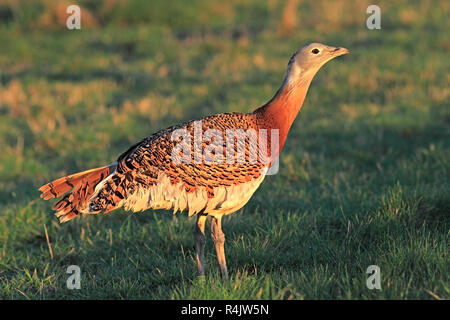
left=122, top=168, right=268, bottom=217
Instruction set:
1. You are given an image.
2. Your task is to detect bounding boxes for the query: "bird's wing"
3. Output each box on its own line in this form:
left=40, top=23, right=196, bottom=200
left=89, top=112, right=269, bottom=216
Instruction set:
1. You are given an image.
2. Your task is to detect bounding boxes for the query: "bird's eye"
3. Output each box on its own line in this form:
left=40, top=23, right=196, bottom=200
left=311, top=48, right=320, bottom=54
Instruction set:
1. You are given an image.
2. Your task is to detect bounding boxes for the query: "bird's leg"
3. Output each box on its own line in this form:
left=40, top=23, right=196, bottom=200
left=194, top=214, right=207, bottom=277
left=211, top=216, right=228, bottom=279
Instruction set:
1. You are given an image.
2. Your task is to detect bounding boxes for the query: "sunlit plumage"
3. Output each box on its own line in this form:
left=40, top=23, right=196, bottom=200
left=39, top=43, right=349, bottom=278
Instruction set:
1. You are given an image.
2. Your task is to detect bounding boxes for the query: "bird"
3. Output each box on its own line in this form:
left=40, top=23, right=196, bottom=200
left=39, top=43, right=349, bottom=279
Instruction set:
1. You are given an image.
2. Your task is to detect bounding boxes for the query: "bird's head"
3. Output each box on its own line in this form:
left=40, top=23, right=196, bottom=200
left=286, top=43, right=349, bottom=82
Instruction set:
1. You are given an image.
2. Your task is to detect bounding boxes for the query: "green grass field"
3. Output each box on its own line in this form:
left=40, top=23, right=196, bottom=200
left=0, top=0, right=448, bottom=299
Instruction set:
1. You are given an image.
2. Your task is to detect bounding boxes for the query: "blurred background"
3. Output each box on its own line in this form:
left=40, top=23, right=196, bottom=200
left=0, top=0, right=448, bottom=299
left=0, top=0, right=448, bottom=184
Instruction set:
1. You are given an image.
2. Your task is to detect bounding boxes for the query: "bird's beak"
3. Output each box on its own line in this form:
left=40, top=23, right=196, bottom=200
left=331, top=47, right=350, bottom=57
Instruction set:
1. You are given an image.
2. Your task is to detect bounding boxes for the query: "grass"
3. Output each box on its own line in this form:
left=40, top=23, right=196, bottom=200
left=0, top=0, right=449, bottom=299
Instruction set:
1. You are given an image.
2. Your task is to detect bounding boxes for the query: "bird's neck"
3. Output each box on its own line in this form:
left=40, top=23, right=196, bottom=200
left=253, top=71, right=315, bottom=153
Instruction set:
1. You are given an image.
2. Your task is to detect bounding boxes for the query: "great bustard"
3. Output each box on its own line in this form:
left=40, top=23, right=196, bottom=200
left=39, top=43, right=349, bottom=279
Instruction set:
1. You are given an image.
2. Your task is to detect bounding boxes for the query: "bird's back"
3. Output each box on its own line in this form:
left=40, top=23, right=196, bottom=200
left=45, top=112, right=271, bottom=222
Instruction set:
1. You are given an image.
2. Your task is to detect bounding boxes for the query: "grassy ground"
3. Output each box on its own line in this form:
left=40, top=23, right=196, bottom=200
left=0, top=0, right=448, bottom=299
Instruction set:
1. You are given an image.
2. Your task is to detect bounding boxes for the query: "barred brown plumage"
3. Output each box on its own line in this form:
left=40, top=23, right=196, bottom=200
left=39, top=43, right=349, bottom=278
